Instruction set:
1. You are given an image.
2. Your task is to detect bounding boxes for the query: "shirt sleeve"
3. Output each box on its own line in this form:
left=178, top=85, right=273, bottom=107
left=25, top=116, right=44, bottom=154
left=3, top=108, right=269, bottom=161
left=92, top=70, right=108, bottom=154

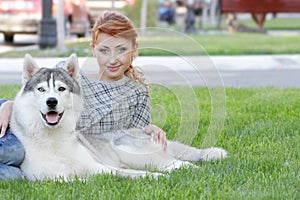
left=132, top=89, right=151, bottom=128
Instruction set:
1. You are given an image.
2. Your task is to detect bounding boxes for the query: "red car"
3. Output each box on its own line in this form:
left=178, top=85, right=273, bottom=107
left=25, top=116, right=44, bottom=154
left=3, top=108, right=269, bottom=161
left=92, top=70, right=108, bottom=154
left=0, top=0, right=91, bottom=43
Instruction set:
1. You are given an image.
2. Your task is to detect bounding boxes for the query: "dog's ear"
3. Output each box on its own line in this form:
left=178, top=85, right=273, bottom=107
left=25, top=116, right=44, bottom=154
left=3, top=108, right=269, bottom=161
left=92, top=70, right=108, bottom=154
left=64, top=53, right=79, bottom=80
left=23, top=54, right=39, bottom=84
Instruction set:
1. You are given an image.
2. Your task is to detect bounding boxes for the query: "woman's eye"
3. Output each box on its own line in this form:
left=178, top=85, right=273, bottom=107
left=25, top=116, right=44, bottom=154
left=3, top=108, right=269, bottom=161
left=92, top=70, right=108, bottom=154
left=118, top=47, right=127, bottom=54
left=37, top=87, right=45, bottom=92
left=99, top=48, right=109, bottom=54
left=58, top=87, right=66, bottom=92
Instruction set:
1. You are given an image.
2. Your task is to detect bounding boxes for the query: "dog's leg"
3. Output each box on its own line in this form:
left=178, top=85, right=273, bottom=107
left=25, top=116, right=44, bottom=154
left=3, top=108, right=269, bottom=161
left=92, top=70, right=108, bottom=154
left=167, top=141, right=227, bottom=162
left=115, top=147, right=195, bottom=172
left=77, top=134, right=163, bottom=178
left=111, top=138, right=198, bottom=172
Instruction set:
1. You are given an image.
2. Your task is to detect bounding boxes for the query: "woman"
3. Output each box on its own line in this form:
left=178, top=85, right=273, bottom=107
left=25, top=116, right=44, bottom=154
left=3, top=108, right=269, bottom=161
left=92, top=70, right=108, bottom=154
left=0, top=11, right=166, bottom=180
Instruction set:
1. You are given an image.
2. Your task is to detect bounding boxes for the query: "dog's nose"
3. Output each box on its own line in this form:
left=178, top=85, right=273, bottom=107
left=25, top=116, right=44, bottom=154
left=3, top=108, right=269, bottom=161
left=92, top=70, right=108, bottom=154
left=46, top=97, right=58, bottom=108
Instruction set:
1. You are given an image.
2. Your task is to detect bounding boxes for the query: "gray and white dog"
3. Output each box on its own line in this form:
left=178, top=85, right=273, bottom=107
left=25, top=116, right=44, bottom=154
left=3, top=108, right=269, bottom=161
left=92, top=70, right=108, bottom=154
left=10, top=54, right=227, bottom=181
left=10, top=54, right=163, bottom=180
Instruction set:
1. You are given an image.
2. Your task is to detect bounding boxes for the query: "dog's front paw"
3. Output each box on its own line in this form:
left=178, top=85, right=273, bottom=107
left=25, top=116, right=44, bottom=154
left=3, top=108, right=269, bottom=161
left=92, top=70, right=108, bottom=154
left=201, top=147, right=228, bottom=161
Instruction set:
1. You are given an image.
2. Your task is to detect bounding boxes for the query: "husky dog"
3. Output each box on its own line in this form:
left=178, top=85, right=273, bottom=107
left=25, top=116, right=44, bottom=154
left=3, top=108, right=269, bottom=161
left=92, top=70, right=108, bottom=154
left=10, top=54, right=162, bottom=181
left=10, top=53, right=227, bottom=181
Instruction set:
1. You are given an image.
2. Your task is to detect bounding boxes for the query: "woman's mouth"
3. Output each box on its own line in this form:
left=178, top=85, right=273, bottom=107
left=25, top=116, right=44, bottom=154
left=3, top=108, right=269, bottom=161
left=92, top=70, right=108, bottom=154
left=107, top=66, right=120, bottom=72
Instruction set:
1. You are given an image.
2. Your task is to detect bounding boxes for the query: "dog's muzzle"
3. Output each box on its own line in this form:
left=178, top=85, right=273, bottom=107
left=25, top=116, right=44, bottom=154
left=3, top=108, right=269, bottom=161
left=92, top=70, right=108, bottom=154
left=41, top=97, right=64, bottom=126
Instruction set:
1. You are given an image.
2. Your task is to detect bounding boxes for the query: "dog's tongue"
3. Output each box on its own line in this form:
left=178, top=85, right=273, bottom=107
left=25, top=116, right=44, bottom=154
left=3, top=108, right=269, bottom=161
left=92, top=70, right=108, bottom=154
left=46, top=113, right=59, bottom=123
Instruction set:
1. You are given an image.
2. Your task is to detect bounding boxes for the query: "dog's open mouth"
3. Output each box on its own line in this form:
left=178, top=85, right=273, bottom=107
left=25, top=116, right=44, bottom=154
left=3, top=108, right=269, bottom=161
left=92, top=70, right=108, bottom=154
left=41, top=111, right=64, bottom=126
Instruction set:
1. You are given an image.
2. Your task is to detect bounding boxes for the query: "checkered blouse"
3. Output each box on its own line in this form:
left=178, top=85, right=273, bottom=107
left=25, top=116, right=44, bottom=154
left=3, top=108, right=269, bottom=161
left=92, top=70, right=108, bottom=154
left=76, top=74, right=151, bottom=135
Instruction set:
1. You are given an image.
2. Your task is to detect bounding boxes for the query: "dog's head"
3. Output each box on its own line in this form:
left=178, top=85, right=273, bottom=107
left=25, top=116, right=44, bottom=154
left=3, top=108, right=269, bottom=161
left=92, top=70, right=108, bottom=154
left=21, top=53, right=82, bottom=127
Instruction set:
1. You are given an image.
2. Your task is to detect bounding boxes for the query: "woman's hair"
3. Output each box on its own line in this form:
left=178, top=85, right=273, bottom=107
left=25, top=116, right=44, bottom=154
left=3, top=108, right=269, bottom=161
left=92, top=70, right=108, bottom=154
left=90, top=11, right=149, bottom=88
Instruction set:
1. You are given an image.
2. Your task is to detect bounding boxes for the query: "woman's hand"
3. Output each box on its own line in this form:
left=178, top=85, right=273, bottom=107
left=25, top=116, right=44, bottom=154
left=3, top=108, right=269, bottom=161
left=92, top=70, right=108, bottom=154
left=0, top=100, right=13, bottom=138
left=143, top=124, right=167, bottom=151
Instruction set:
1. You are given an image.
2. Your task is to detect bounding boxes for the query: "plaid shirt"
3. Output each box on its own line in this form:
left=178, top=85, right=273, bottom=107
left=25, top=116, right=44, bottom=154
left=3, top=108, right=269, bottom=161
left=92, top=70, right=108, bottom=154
left=76, top=74, right=151, bottom=135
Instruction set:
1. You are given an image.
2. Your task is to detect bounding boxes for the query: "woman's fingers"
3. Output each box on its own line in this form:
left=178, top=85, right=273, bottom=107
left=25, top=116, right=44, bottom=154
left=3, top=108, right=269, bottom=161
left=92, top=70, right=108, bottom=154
left=143, top=124, right=168, bottom=150
left=0, top=125, right=7, bottom=138
left=0, top=101, right=13, bottom=138
left=151, top=129, right=167, bottom=151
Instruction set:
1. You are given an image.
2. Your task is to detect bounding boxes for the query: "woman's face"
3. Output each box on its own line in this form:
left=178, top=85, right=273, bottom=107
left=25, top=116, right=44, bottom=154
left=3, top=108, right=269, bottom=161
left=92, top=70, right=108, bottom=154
left=93, top=33, right=137, bottom=81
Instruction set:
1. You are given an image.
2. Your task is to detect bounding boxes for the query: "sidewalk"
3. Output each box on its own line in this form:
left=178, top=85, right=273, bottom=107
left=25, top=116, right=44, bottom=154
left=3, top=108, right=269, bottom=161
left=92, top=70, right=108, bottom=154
left=1, top=55, right=300, bottom=87
left=1, top=54, right=300, bottom=72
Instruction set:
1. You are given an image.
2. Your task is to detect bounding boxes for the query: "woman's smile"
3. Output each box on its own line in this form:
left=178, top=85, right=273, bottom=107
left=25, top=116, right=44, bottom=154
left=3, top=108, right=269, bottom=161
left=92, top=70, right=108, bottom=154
left=107, top=66, right=121, bottom=72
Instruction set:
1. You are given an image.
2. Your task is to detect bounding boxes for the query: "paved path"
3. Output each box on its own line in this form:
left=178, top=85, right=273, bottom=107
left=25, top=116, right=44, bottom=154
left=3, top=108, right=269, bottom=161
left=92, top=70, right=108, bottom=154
left=1, top=55, right=300, bottom=87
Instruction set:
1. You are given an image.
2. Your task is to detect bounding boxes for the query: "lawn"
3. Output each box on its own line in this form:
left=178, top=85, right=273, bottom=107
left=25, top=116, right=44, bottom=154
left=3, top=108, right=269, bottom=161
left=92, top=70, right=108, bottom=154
left=1, top=85, right=299, bottom=199
left=0, top=32, right=300, bottom=58
left=242, top=17, right=300, bottom=30
left=1, top=16, right=299, bottom=198
left=138, top=33, right=300, bottom=56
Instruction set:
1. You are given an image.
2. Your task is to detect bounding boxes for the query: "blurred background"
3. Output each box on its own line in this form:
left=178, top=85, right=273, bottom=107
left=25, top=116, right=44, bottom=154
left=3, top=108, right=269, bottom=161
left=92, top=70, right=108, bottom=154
left=0, top=0, right=299, bottom=51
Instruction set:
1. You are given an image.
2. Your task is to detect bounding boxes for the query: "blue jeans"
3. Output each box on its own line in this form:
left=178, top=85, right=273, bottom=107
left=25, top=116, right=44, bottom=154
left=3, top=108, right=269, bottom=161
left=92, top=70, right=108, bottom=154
left=0, top=99, right=25, bottom=180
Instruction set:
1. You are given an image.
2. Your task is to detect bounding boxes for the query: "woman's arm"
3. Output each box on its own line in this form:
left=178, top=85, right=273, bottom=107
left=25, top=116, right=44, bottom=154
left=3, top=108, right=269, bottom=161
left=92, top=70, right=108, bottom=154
left=0, top=100, right=13, bottom=138
left=133, top=92, right=167, bottom=150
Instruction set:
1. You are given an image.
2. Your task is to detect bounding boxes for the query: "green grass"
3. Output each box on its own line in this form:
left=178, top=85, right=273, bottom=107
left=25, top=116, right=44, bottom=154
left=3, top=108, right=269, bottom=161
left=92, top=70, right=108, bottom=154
left=138, top=33, right=300, bottom=56
left=0, top=16, right=299, bottom=58
left=1, top=85, right=299, bottom=199
left=1, top=32, right=300, bottom=58
left=242, top=17, right=300, bottom=30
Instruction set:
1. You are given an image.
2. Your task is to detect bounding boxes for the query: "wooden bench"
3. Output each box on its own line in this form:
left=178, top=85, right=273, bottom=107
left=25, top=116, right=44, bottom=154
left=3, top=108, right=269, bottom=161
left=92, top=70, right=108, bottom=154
left=221, top=0, right=300, bottom=28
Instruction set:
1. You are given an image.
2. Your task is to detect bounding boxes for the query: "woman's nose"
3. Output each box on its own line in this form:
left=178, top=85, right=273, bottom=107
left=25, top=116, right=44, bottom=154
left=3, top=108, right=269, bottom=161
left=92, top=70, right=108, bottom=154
left=109, top=52, right=118, bottom=64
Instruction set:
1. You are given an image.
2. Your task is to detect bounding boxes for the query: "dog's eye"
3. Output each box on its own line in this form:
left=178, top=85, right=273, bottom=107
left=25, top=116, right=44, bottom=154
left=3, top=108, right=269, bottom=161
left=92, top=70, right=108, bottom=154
left=58, top=87, right=66, bottom=92
left=37, top=87, right=46, bottom=92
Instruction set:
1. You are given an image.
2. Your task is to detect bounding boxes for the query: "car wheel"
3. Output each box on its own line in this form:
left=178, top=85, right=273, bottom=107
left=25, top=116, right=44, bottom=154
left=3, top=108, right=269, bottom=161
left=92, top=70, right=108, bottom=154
left=4, top=34, right=14, bottom=43
left=76, top=33, right=85, bottom=38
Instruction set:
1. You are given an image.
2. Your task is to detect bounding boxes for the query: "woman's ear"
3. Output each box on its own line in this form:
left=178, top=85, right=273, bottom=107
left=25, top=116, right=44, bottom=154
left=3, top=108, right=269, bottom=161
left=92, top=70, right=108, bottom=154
left=132, top=43, right=139, bottom=58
